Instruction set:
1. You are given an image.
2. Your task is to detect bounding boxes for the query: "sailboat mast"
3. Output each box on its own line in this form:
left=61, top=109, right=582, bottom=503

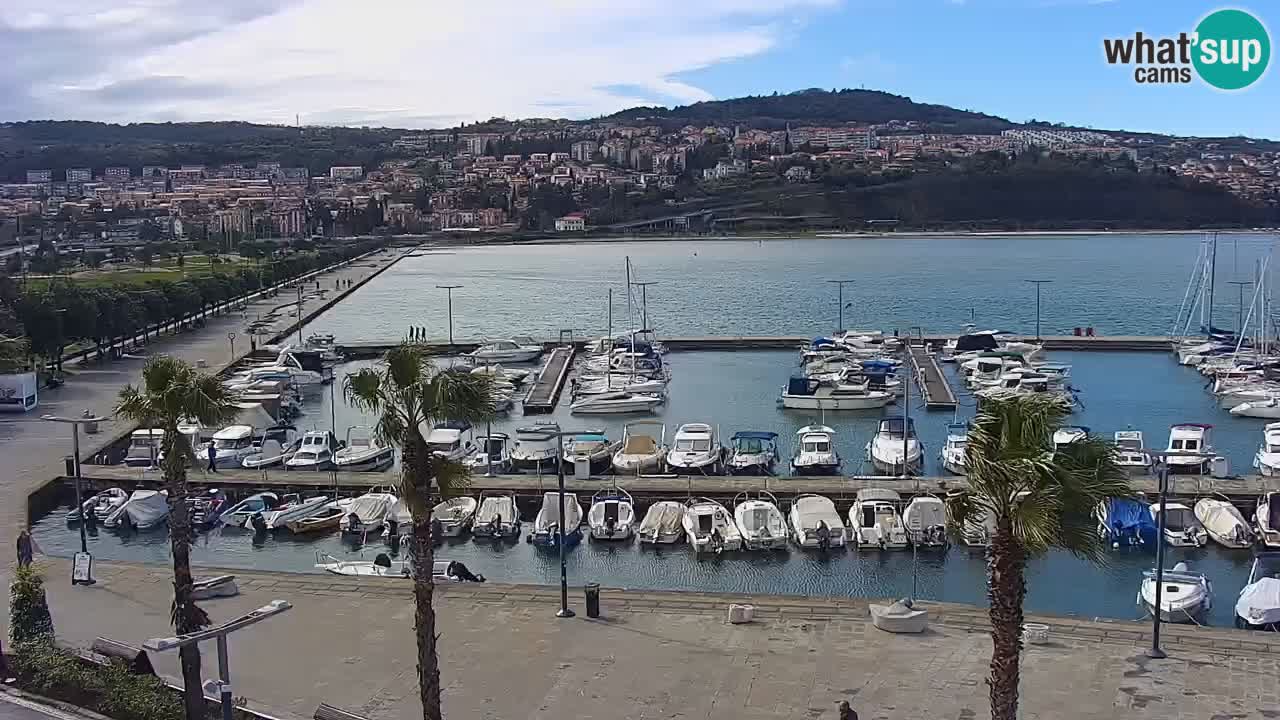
left=625, top=256, right=633, bottom=332
left=607, top=287, right=613, bottom=389
left=1207, top=231, right=1218, bottom=333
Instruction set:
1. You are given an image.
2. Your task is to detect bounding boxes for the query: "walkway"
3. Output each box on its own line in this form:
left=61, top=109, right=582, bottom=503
left=0, top=247, right=410, bottom=543
left=2, top=560, right=1277, bottom=720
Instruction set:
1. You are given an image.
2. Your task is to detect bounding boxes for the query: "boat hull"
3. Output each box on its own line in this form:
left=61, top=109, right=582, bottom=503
left=510, top=455, right=559, bottom=472
left=791, top=461, right=840, bottom=476
left=531, top=528, right=582, bottom=548
left=335, top=448, right=395, bottom=472
left=589, top=524, right=634, bottom=541
left=612, top=454, right=664, bottom=475
left=779, top=394, right=893, bottom=410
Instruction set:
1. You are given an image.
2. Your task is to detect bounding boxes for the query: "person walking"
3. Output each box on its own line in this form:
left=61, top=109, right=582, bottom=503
left=206, top=441, right=219, bottom=473
left=16, top=529, right=35, bottom=568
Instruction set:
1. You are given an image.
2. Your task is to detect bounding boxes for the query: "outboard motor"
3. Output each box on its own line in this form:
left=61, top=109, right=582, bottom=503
left=388, top=533, right=401, bottom=554
left=345, top=513, right=360, bottom=533
left=373, top=553, right=393, bottom=571
left=386, top=518, right=399, bottom=537
left=250, top=512, right=268, bottom=534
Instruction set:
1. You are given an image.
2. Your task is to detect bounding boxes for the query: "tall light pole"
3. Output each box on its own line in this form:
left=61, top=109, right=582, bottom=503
left=1024, top=279, right=1052, bottom=341
left=436, top=285, right=463, bottom=345
left=630, top=281, right=658, bottom=332
left=826, top=279, right=855, bottom=334
left=1226, top=280, right=1253, bottom=335
left=43, top=413, right=110, bottom=585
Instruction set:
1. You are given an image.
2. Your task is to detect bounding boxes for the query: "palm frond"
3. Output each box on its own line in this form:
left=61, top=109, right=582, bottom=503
left=431, top=457, right=472, bottom=498
left=421, top=370, right=498, bottom=427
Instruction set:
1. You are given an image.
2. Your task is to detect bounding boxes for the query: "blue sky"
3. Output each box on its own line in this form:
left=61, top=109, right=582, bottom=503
left=0, top=0, right=1274, bottom=135
left=683, top=0, right=1278, bottom=138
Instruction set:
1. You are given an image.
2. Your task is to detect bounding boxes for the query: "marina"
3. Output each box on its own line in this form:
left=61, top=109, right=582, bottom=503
left=521, top=343, right=577, bottom=413
left=907, top=341, right=958, bottom=409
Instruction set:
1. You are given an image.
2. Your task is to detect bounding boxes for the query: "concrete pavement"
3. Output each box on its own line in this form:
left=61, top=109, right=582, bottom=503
left=3, top=559, right=1277, bottom=720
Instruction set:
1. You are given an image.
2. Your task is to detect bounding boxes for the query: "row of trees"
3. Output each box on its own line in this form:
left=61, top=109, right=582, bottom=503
left=0, top=237, right=386, bottom=370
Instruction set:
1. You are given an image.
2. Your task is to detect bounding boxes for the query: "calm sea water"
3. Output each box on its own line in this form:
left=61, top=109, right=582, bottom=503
left=306, top=233, right=1277, bottom=342
left=33, top=345, right=1275, bottom=627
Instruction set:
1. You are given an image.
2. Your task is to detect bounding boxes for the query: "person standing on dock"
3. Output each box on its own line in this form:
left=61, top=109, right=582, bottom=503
left=206, top=441, right=219, bottom=473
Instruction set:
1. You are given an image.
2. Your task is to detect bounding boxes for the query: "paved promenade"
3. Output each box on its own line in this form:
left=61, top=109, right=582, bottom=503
left=0, top=246, right=410, bottom=544
left=3, top=560, right=1277, bottom=720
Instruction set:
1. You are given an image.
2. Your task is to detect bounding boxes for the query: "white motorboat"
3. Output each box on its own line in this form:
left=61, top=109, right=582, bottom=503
left=315, top=551, right=410, bottom=578
left=1254, top=423, right=1280, bottom=477
left=1231, top=397, right=1280, bottom=418
left=569, top=390, right=663, bottom=414
left=284, top=430, right=339, bottom=471
left=903, top=495, right=948, bottom=547
left=666, top=423, right=723, bottom=474
left=1194, top=498, right=1254, bottom=548
left=433, top=496, right=479, bottom=537
left=636, top=501, right=684, bottom=544
left=1138, top=562, right=1213, bottom=624
left=1256, top=492, right=1280, bottom=548
left=726, top=431, right=779, bottom=475
left=204, top=425, right=258, bottom=469
left=531, top=491, right=583, bottom=547
left=778, top=376, right=894, bottom=410
left=122, top=429, right=164, bottom=468
left=733, top=491, right=788, bottom=550
left=561, top=431, right=619, bottom=475
left=342, top=490, right=397, bottom=535
left=866, top=418, right=923, bottom=475
left=510, top=422, right=561, bottom=472
left=468, top=338, right=544, bottom=363
left=1052, top=425, right=1089, bottom=451
left=334, top=426, right=395, bottom=472
left=382, top=498, right=413, bottom=537
left=682, top=497, right=742, bottom=553
left=242, top=425, right=301, bottom=469
left=1150, top=501, right=1209, bottom=547
left=1235, top=553, right=1280, bottom=630
left=426, top=421, right=476, bottom=462
left=958, top=493, right=997, bottom=548
left=611, top=421, right=666, bottom=475
left=848, top=489, right=909, bottom=549
left=468, top=433, right=512, bottom=474
left=220, top=492, right=283, bottom=527
left=788, top=494, right=846, bottom=549
left=573, top=375, right=668, bottom=396
left=1164, top=424, right=1214, bottom=474
left=587, top=488, right=636, bottom=541
left=1218, top=384, right=1280, bottom=409
left=940, top=423, right=968, bottom=476
left=791, top=425, right=840, bottom=475
left=1114, top=430, right=1151, bottom=474
left=470, top=363, right=530, bottom=386
left=472, top=491, right=521, bottom=540
left=263, top=495, right=335, bottom=530
left=103, top=489, right=168, bottom=530
left=66, top=488, right=129, bottom=523
left=285, top=498, right=352, bottom=534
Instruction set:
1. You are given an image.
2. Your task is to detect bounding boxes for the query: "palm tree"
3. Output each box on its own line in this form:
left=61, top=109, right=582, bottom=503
left=116, top=356, right=239, bottom=720
left=945, top=392, right=1131, bottom=720
left=344, top=344, right=495, bottom=720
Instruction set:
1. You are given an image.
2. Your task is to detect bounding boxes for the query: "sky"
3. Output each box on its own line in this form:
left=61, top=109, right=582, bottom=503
left=0, top=0, right=1275, bottom=138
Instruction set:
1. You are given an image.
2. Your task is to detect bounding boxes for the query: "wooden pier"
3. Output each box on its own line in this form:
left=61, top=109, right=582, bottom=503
left=907, top=344, right=958, bottom=410
left=521, top=345, right=576, bottom=414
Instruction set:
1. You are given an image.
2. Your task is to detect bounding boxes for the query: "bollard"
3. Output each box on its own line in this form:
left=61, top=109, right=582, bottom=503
left=584, top=582, right=600, bottom=618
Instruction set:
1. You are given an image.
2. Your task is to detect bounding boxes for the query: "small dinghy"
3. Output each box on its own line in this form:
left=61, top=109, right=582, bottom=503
left=530, top=491, right=583, bottom=547
left=286, top=499, right=351, bottom=534
left=1138, top=562, right=1213, bottom=624
left=261, top=495, right=332, bottom=530
left=67, top=488, right=128, bottom=523
left=682, top=497, right=742, bottom=554
left=191, top=575, right=239, bottom=600
left=1194, top=498, right=1254, bottom=548
left=342, top=490, right=397, bottom=535
left=849, top=489, right=909, bottom=550
left=788, top=494, right=846, bottom=549
left=733, top=491, right=788, bottom=550
left=219, top=492, right=282, bottom=528
left=472, top=491, right=521, bottom=540
left=588, top=488, right=636, bottom=541
left=433, top=496, right=479, bottom=537
left=637, top=500, right=685, bottom=544
left=315, top=551, right=409, bottom=577
left=1235, top=553, right=1280, bottom=630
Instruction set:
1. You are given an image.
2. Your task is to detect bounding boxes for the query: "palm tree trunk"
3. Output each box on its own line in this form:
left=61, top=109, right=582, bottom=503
left=161, top=435, right=211, bottom=720
left=405, top=440, right=443, bottom=720
left=987, top=519, right=1026, bottom=720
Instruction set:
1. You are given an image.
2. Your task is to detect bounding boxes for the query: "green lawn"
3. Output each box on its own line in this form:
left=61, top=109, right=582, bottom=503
left=26, top=258, right=258, bottom=289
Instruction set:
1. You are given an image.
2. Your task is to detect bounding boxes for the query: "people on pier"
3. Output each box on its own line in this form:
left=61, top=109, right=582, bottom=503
left=447, top=561, right=485, bottom=583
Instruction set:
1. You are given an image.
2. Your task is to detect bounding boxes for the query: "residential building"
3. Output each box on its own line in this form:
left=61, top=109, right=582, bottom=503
left=571, top=140, right=598, bottom=163
left=104, top=166, right=131, bottom=181
left=25, top=170, right=51, bottom=184
left=1001, top=128, right=1109, bottom=150
left=65, top=168, right=92, bottom=183
left=329, top=166, right=364, bottom=181
left=555, top=213, right=586, bottom=232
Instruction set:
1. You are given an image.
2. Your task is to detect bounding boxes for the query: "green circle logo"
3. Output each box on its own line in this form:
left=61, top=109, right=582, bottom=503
left=1193, top=9, right=1270, bottom=90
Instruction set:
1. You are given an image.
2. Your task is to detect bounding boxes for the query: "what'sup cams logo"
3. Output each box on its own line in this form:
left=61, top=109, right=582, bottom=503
left=1104, top=8, right=1270, bottom=89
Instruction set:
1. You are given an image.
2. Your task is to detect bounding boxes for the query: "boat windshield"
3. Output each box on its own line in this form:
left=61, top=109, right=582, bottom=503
left=803, top=440, right=831, bottom=453
left=737, top=438, right=765, bottom=453
left=949, top=439, right=967, bottom=450
left=214, top=436, right=252, bottom=450
left=1117, top=439, right=1141, bottom=451
left=676, top=439, right=710, bottom=452
left=1162, top=507, right=1195, bottom=531
left=484, top=438, right=505, bottom=454
left=294, top=451, right=319, bottom=461
left=1171, top=438, right=1200, bottom=451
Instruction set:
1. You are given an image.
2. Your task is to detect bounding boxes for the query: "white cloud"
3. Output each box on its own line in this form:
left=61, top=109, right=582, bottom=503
left=3, top=0, right=837, bottom=127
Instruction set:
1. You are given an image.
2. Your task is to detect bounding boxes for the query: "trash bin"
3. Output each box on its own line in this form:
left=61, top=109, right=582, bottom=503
left=82, top=409, right=99, bottom=435
left=584, top=582, right=600, bottom=618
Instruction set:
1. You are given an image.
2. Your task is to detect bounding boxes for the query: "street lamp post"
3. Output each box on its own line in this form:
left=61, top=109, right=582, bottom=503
left=826, top=279, right=855, bottom=334
left=42, top=413, right=110, bottom=585
left=1024, top=279, right=1053, bottom=340
left=436, top=285, right=463, bottom=345
left=1142, top=449, right=1212, bottom=659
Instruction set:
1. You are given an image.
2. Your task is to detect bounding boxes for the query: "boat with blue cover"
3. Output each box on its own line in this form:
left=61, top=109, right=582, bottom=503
left=1097, top=497, right=1157, bottom=548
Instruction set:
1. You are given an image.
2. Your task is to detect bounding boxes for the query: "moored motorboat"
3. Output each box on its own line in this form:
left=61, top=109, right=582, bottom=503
left=902, top=495, right=948, bottom=547
left=468, top=433, right=512, bottom=474
left=334, top=426, right=395, bottom=472
left=1231, top=397, right=1280, bottom=418
left=468, top=338, right=544, bottom=363
left=1097, top=497, right=1156, bottom=548
left=778, top=376, right=894, bottom=410
left=733, top=491, right=788, bottom=550
left=569, top=390, right=663, bottom=415
left=1138, top=562, right=1213, bottom=623
left=66, top=488, right=128, bottom=523
left=433, top=496, right=479, bottom=537
left=510, top=422, right=561, bottom=472
left=284, top=430, right=340, bottom=471
left=587, top=488, right=636, bottom=541
left=561, top=431, right=619, bottom=475
left=682, top=497, right=742, bottom=554
left=940, top=423, right=968, bottom=476
left=285, top=498, right=352, bottom=534
left=1254, top=424, right=1280, bottom=477
left=342, top=490, right=397, bottom=535
left=788, top=494, right=846, bottom=549
left=725, top=431, right=779, bottom=475
left=1256, top=492, right=1280, bottom=548
left=426, top=421, right=475, bottom=462
left=611, top=421, right=666, bottom=475
left=791, top=425, right=840, bottom=475
left=666, top=423, right=723, bottom=475
left=866, top=418, right=923, bottom=476
left=1150, top=501, right=1209, bottom=547
left=530, top=491, right=583, bottom=547
left=848, top=489, right=909, bottom=550
left=1194, top=498, right=1254, bottom=548
left=103, top=489, right=168, bottom=530
left=122, top=429, right=164, bottom=468
left=637, top=501, right=685, bottom=544
left=472, top=491, right=521, bottom=540
left=260, top=494, right=331, bottom=530
left=1052, top=425, right=1089, bottom=451
left=1164, top=424, right=1214, bottom=474
left=1235, top=552, right=1280, bottom=630
left=220, top=492, right=282, bottom=527
left=1113, top=430, right=1151, bottom=474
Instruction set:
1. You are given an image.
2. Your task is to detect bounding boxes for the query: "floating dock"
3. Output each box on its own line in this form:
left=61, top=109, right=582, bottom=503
left=69, top=466, right=1274, bottom=507
left=522, top=345, right=576, bottom=414
left=907, top=344, right=958, bottom=410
